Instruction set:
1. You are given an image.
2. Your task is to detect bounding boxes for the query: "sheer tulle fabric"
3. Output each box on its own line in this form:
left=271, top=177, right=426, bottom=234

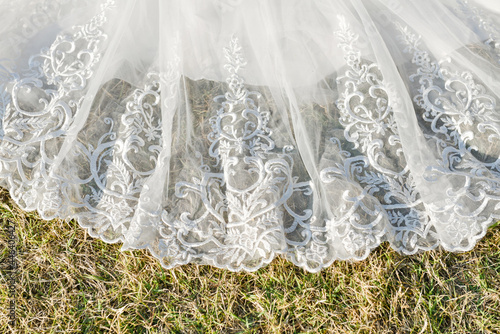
left=1, top=0, right=500, bottom=272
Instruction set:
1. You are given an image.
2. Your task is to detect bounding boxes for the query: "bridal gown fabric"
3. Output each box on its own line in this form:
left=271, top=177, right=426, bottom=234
left=1, top=0, right=500, bottom=272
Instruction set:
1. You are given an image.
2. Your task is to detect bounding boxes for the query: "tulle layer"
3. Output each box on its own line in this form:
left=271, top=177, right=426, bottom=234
left=1, top=0, right=500, bottom=272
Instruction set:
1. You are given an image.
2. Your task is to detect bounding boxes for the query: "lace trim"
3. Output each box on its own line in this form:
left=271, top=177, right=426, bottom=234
left=0, top=1, right=117, bottom=225
left=319, top=16, right=436, bottom=257
left=1, top=4, right=499, bottom=273
left=151, top=36, right=315, bottom=271
left=396, top=22, right=500, bottom=250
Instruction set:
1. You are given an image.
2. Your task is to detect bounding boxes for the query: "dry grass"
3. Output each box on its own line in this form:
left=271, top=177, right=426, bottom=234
left=0, top=187, right=498, bottom=334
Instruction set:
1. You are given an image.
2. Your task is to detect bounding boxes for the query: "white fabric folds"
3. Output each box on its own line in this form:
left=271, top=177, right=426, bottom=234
left=1, top=0, right=500, bottom=272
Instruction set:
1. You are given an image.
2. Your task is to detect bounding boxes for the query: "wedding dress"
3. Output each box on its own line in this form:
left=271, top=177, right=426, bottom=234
left=1, top=0, right=500, bottom=272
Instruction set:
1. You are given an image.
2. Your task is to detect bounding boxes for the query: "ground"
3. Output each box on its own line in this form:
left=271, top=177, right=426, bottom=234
left=0, top=187, right=499, bottom=333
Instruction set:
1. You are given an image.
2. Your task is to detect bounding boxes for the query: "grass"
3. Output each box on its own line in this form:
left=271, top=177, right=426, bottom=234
left=1, top=44, right=500, bottom=332
left=0, top=187, right=499, bottom=333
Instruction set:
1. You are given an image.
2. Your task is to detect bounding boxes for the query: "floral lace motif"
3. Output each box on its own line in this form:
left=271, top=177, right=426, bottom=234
left=156, top=37, right=314, bottom=271
left=71, top=72, right=164, bottom=239
left=397, top=23, right=500, bottom=248
left=319, top=16, right=436, bottom=256
left=0, top=0, right=116, bottom=214
left=1, top=3, right=499, bottom=273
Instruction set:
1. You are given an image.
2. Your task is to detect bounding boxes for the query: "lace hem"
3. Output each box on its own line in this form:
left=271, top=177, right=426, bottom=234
left=1, top=0, right=500, bottom=273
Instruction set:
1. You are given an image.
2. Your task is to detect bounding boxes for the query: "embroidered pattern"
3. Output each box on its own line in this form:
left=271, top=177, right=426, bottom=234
left=0, top=0, right=116, bottom=214
left=1, top=2, right=499, bottom=273
left=397, top=23, right=500, bottom=248
left=319, top=16, right=437, bottom=256
left=157, top=36, right=315, bottom=271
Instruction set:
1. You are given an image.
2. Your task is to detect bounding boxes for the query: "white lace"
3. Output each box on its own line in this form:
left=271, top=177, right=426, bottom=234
left=0, top=0, right=499, bottom=272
